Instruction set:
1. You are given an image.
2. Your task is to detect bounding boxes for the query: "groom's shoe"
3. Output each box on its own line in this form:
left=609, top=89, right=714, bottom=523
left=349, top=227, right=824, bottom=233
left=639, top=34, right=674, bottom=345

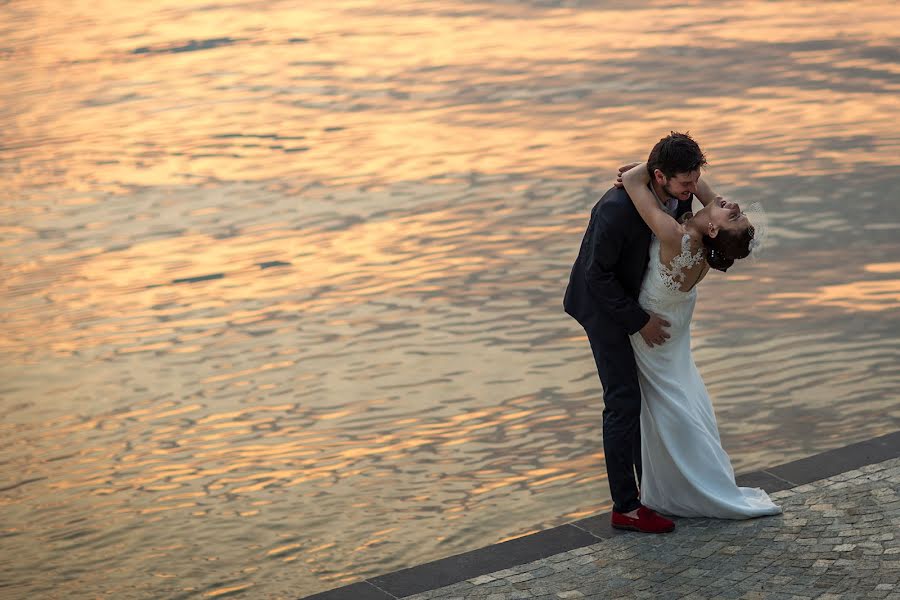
left=611, top=506, right=675, bottom=533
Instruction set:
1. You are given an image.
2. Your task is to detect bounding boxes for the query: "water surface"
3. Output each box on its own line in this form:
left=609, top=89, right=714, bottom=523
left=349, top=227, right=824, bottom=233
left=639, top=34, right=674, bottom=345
left=1, top=0, right=899, bottom=597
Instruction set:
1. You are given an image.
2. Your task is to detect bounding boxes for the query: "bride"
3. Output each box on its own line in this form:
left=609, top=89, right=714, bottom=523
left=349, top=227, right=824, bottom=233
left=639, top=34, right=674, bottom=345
left=619, top=162, right=782, bottom=519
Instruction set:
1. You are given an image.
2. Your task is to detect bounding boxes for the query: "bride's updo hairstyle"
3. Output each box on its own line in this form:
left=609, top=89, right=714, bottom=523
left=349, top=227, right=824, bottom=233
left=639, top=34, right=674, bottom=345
left=703, top=224, right=755, bottom=272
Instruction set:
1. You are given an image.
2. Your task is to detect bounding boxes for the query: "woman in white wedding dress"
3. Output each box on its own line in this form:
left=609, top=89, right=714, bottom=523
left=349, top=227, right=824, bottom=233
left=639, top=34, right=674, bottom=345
left=620, top=163, right=782, bottom=520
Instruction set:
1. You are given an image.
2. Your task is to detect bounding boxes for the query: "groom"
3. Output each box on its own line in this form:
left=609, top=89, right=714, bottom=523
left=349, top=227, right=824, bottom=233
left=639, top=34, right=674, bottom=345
left=564, top=132, right=714, bottom=533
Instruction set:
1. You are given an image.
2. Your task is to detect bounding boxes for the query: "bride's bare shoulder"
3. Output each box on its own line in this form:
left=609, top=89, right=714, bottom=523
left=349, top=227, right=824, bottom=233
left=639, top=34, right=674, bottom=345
left=657, top=227, right=692, bottom=251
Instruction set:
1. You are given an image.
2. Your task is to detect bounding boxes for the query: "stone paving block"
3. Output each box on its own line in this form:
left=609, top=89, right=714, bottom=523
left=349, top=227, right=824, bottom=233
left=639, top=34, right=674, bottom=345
left=400, top=456, right=900, bottom=600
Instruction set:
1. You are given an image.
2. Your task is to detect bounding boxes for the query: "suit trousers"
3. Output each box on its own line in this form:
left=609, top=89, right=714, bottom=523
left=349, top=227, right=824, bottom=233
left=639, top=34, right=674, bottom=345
left=584, top=324, right=643, bottom=514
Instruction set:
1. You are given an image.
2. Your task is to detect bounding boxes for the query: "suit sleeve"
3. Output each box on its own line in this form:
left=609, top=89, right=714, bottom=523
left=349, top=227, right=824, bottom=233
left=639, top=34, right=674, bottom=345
left=583, top=200, right=650, bottom=335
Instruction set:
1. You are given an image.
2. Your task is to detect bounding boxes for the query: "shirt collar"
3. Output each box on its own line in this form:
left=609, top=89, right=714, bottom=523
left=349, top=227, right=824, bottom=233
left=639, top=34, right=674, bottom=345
left=650, top=184, right=679, bottom=216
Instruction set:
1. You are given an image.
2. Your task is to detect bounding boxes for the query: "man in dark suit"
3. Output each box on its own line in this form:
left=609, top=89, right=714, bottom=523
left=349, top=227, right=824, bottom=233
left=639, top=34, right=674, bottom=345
left=564, top=132, right=716, bottom=533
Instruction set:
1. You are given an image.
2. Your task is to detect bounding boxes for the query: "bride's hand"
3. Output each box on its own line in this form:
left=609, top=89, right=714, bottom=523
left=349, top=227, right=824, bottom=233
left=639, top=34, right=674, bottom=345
left=614, top=162, right=641, bottom=188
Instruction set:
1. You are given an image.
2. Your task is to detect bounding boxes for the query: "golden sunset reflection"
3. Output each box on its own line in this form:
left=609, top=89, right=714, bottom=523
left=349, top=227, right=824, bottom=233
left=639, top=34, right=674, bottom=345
left=3, top=0, right=900, bottom=597
left=4, top=1, right=899, bottom=194
left=768, top=281, right=900, bottom=314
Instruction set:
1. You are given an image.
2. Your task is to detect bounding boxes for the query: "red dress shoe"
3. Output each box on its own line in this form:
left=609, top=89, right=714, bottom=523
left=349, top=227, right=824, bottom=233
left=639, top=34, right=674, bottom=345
left=611, top=506, right=675, bottom=533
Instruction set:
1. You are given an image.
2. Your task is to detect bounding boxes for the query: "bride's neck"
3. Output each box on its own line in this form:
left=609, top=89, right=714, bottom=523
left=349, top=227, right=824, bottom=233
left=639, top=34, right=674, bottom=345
left=683, top=209, right=710, bottom=244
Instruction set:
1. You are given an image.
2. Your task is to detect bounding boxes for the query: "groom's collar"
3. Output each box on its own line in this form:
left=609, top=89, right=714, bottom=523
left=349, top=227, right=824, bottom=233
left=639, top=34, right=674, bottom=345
left=649, top=183, right=679, bottom=216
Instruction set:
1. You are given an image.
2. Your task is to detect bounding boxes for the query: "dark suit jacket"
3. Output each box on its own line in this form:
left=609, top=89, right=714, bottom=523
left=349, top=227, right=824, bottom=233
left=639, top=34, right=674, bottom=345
left=564, top=186, right=692, bottom=339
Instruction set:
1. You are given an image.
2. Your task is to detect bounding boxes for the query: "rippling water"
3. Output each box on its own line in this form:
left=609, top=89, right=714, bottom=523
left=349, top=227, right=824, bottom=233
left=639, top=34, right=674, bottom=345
left=2, top=0, right=899, bottom=597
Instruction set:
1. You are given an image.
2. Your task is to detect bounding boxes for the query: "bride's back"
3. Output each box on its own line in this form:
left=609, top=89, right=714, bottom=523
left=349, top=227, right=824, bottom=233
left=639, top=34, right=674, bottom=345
left=654, top=233, right=709, bottom=295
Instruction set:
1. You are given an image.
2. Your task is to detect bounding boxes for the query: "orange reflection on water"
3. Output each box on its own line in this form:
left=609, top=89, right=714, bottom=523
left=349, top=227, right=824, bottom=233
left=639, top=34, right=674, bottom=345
left=805, top=279, right=900, bottom=313
left=865, top=262, right=900, bottom=274
left=1, top=202, right=526, bottom=358
left=5, top=0, right=900, bottom=194
left=38, top=390, right=602, bottom=519
left=4, top=1, right=900, bottom=598
left=762, top=261, right=900, bottom=314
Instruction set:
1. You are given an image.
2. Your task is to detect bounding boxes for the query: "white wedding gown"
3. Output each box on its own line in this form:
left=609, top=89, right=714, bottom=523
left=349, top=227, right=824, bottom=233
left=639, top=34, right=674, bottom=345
left=629, top=235, right=782, bottom=519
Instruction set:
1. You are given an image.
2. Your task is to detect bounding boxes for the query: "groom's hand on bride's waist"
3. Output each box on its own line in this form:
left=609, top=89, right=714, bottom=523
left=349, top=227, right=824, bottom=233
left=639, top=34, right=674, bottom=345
left=639, top=313, right=671, bottom=347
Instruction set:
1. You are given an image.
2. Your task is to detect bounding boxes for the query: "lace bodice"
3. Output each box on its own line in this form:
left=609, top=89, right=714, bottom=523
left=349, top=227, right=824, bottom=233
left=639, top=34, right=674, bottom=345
left=641, top=234, right=705, bottom=308
left=659, top=233, right=705, bottom=293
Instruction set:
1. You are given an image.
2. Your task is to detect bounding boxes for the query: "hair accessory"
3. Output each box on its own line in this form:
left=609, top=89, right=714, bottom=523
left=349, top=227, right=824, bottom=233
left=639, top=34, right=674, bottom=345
left=743, top=202, right=769, bottom=256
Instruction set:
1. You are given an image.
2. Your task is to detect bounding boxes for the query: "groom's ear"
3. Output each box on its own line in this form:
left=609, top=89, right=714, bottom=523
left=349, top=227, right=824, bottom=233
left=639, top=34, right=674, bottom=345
left=653, top=169, right=666, bottom=185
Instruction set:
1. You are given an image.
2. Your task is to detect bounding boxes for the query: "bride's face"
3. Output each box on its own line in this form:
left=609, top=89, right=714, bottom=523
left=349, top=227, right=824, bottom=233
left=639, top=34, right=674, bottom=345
left=707, top=197, right=750, bottom=234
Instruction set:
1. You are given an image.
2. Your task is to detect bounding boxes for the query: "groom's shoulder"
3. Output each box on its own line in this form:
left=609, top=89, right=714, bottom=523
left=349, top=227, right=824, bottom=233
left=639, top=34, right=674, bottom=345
left=592, top=186, right=639, bottom=220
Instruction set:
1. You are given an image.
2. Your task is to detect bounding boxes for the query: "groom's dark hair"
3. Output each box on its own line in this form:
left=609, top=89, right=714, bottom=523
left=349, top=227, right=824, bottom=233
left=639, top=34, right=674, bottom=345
left=646, top=131, right=707, bottom=178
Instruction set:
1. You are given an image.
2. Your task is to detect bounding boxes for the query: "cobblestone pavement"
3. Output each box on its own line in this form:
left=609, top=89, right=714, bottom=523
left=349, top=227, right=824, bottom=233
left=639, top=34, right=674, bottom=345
left=405, top=457, right=900, bottom=600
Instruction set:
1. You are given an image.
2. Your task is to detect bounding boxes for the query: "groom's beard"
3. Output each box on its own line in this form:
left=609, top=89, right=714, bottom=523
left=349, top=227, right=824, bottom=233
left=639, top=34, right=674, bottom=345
left=661, top=182, right=680, bottom=200
left=662, top=182, right=691, bottom=202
